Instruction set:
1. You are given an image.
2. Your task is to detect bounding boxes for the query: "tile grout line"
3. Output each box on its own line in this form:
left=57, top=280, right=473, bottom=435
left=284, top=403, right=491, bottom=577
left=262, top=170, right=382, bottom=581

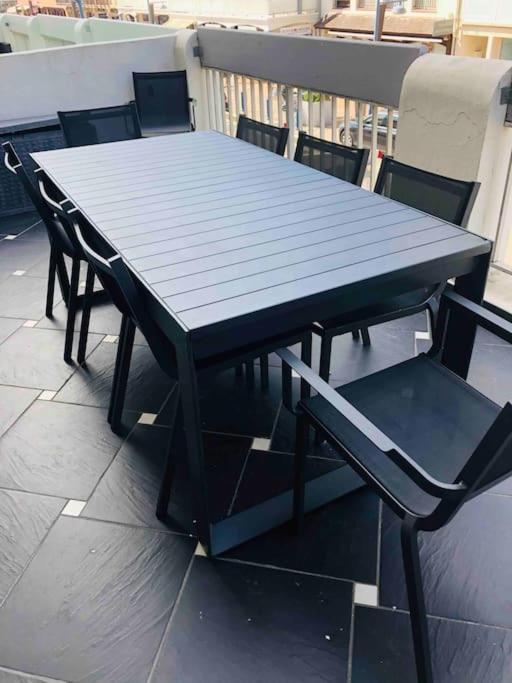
left=226, top=442, right=253, bottom=517
left=146, top=552, right=197, bottom=683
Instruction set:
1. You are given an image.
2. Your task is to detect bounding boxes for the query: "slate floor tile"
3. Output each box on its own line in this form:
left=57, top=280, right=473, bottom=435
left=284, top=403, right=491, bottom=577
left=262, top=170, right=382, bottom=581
left=231, top=449, right=345, bottom=513
left=0, top=276, right=54, bottom=320
left=0, top=211, right=40, bottom=236
left=0, top=667, right=66, bottom=683
left=0, top=239, right=50, bottom=271
left=468, top=343, right=512, bottom=406
left=37, top=299, right=147, bottom=344
left=198, top=366, right=283, bottom=438
left=0, top=385, right=39, bottom=438
left=152, top=557, right=352, bottom=683
left=15, top=220, right=47, bottom=241
left=351, top=606, right=512, bottom=683
left=328, top=324, right=415, bottom=384
left=0, top=517, right=196, bottom=683
left=0, top=318, right=24, bottom=344
left=379, top=494, right=512, bottom=629
left=0, top=401, right=124, bottom=499
left=0, top=489, right=64, bottom=604
left=225, top=488, right=379, bottom=584
left=55, top=341, right=173, bottom=413
left=0, top=328, right=103, bottom=390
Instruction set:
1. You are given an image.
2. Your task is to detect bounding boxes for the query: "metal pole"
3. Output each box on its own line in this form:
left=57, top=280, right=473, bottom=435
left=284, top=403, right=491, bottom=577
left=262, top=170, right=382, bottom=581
left=374, top=1, right=386, bottom=42
left=147, top=0, right=155, bottom=23
left=74, top=0, right=85, bottom=18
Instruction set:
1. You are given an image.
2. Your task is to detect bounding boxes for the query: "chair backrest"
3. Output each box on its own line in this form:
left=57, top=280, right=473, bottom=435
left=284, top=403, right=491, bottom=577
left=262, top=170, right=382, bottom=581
left=374, top=156, right=480, bottom=228
left=236, top=115, right=289, bottom=157
left=3, top=142, right=76, bottom=255
left=58, top=103, right=142, bottom=148
left=133, top=71, right=192, bottom=133
left=70, top=209, right=177, bottom=377
left=294, top=131, right=369, bottom=186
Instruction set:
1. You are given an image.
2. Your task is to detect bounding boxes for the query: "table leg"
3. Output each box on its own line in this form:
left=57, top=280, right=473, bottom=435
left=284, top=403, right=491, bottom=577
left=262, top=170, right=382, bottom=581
left=441, top=252, right=490, bottom=379
left=175, top=342, right=212, bottom=554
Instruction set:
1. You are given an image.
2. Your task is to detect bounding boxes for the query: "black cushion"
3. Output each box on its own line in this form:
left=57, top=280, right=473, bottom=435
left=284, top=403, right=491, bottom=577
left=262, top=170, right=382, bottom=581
left=300, top=355, right=500, bottom=516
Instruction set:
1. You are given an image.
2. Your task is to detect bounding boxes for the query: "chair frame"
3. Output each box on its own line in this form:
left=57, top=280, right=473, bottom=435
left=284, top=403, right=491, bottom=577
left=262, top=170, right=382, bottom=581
left=58, top=102, right=142, bottom=148
left=132, top=70, right=196, bottom=136
left=313, top=157, right=481, bottom=381
left=236, top=115, right=289, bottom=157
left=3, top=141, right=70, bottom=313
left=277, top=290, right=512, bottom=683
left=37, top=171, right=107, bottom=364
left=294, top=131, right=369, bottom=187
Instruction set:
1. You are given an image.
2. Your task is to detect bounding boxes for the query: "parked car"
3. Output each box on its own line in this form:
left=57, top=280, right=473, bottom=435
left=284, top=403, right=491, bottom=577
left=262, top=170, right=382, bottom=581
left=339, top=110, right=398, bottom=152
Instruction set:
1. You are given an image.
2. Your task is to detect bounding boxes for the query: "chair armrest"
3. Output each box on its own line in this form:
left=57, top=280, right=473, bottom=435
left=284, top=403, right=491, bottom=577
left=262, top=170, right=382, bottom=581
left=277, top=347, right=467, bottom=501
left=442, top=290, right=512, bottom=345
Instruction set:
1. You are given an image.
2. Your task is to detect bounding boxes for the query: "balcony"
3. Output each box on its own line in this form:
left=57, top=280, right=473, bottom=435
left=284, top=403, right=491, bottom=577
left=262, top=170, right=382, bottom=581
left=0, top=16, right=512, bottom=683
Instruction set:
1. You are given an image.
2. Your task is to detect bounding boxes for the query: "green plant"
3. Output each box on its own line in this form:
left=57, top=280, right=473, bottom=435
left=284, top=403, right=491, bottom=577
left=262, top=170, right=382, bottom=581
left=301, top=90, right=331, bottom=103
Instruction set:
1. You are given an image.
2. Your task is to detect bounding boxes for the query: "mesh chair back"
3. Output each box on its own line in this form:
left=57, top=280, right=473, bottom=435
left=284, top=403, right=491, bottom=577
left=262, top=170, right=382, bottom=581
left=133, top=71, right=192, bottom=134
left=294, top=132, right=369, bottom=186
left=71, top=210, right=177, bottom=376
left=374, top=157, right=480, bottom=228
left=236, top=115, right=289, bottom=157
left=58, top=103, right=142, bottom=148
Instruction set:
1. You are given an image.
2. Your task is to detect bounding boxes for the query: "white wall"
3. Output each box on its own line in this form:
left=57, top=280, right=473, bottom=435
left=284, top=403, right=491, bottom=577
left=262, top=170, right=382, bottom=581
left=462, top=0, right=512, bottom=25
left=0, top=34, right=177, bottom=126
left=395, top=53, right=512, bottom=242
left=0, top=14, right=175, bottom=52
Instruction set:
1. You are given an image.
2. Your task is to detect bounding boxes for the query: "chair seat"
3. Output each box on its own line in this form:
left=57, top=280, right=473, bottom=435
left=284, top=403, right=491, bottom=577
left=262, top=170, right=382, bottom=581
left=300, top=355, right=500, bottom=517
left=319, top=285, right=438, bottom=331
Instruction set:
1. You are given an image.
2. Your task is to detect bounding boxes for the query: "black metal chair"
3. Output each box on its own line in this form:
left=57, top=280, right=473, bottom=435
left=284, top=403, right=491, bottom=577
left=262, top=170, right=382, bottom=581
left=313, top=157, right=481, bottom=382
left=36, top=171, right=103, bottom=364
left=3, top=141, right=70, bottom=314
left=69, top=207, right=312, bottom=520
left=236, top=115, right=289, bottom=157
left=278, top=290, right=512, bottom=683
left=3, top=142, right=102, bottom=364
left=58, top=103, right=142, bottom=148
left=132, top=70, right=195, bottom=137
left=294, top=131, right=369, bottom=186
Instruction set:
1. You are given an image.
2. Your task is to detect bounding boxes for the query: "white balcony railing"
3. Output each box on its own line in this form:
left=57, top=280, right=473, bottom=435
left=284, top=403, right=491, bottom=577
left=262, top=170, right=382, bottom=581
left=203, top=69, right=397, bottom=189
left=412, top=0, right=437, bottom=10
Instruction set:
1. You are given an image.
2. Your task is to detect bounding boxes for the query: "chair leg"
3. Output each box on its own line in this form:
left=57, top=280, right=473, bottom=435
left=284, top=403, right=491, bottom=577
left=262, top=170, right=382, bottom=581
left=45, top=248, right=58, bottom=318
left=260, top=354, right=269, bottom=391
left=77, top=263, right=95, bottom=365
left=401, top=517, right=434, bottom=683
left=156, top=389, right=182, bottom=520
left=361, top=327, right=371, bottom=347
left=352, top=329, right=360, bottom=341
left=109, top=314, right=136, bottom=434
left=63, top=257, right=81, bottom=363
left=55, top=251, right=70, bottom=304
left=319, top=332, right=333, bottom=384
left=293, top=411, right=309, bottom=535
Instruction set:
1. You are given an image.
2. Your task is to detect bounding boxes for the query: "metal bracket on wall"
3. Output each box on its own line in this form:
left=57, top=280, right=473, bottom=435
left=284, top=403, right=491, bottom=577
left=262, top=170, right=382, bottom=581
left=500, top=85, right=512, bottom=127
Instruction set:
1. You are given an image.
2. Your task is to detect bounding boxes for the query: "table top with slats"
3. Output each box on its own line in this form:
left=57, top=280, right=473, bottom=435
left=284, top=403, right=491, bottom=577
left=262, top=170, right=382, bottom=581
left=33, top=130, right=491, bottom=349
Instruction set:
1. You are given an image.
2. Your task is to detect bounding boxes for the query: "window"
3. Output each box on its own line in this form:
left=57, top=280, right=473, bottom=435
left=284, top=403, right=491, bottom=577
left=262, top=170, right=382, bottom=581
left=413, top=0, right=437, bottom=10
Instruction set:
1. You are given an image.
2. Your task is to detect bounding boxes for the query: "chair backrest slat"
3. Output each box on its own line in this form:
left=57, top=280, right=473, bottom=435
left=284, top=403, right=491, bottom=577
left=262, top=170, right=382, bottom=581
left=374, top=156, right=480, bottom=228
left=236, top=115, right=288, bottom=157
left=133, top=71, right=192, bottom=134
left=58, top=103, right=142, bottom=148
left=294, top=132, right=369, bottom=186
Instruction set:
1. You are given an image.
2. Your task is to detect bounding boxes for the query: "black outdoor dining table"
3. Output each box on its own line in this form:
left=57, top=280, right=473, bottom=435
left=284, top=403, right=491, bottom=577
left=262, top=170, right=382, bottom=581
left=33, top=130, right=492, bottom=555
